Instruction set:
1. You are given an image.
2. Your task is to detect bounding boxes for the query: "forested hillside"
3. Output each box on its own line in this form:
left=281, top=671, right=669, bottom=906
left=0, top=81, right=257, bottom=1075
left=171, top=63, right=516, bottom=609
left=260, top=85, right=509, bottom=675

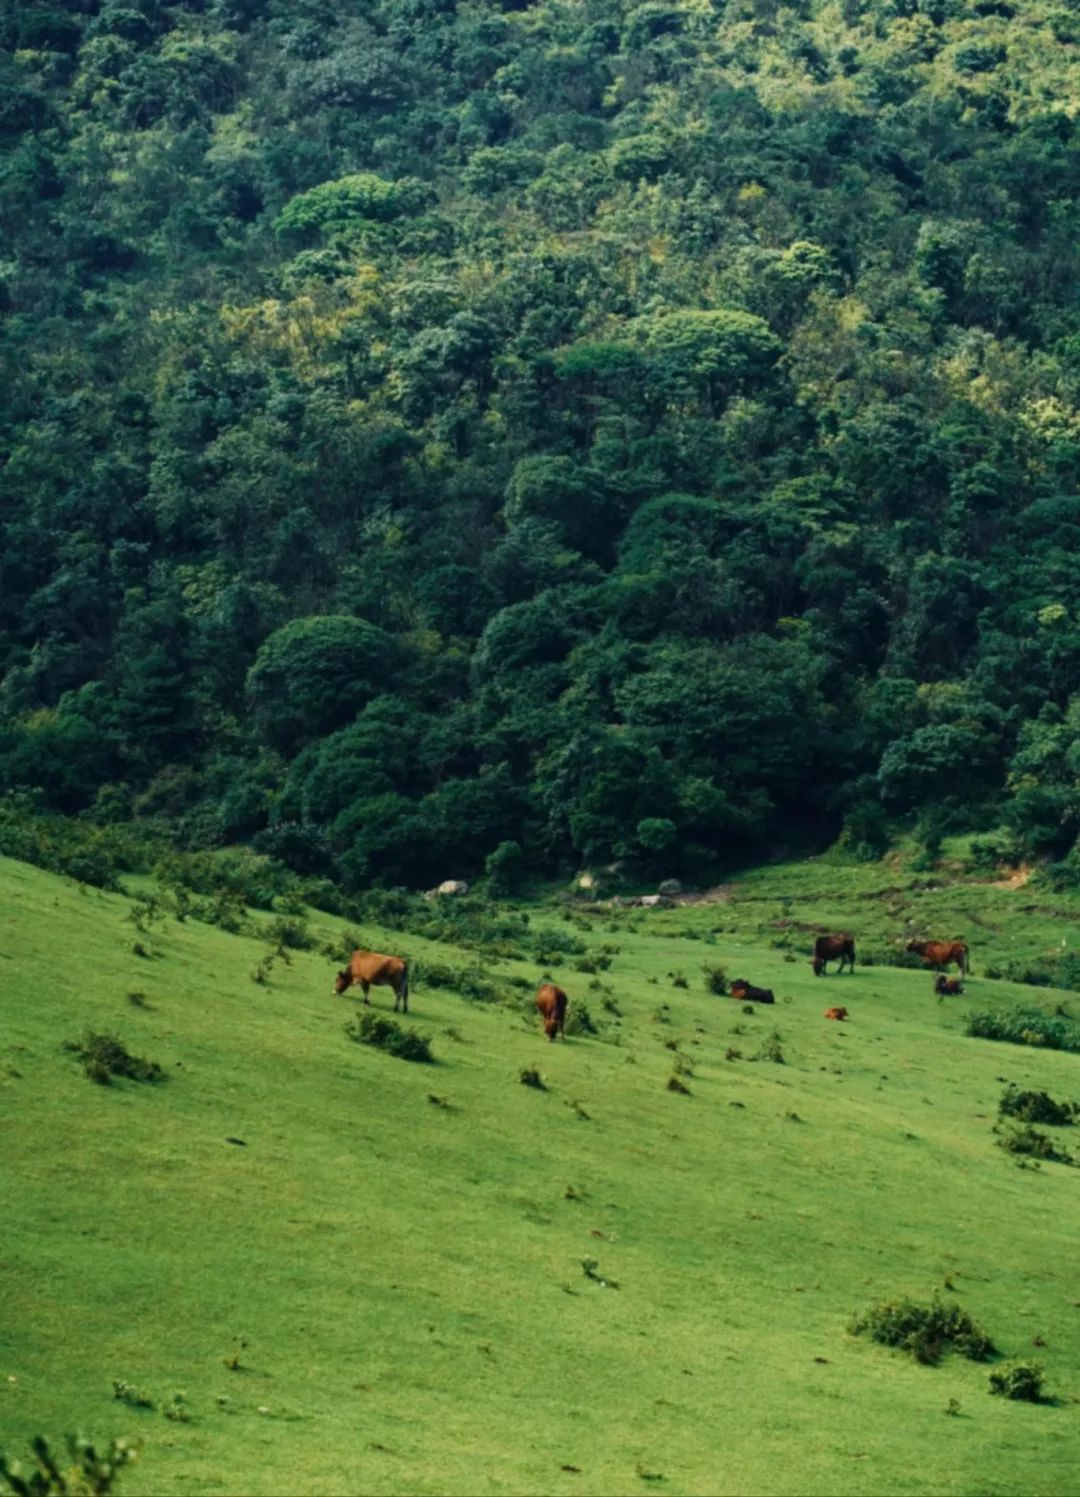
left=3, top=0, right=1080, bottom=888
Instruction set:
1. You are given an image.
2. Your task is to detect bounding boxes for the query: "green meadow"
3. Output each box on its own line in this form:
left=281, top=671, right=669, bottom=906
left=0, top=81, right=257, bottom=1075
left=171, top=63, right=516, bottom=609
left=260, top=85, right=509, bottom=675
left=3, top=850, right=1080, bottom=1497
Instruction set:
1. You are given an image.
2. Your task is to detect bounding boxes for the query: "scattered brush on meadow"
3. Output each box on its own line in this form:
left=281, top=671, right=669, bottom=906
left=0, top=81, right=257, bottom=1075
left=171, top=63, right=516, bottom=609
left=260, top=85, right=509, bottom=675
left=65, top=1033, right=163, bottom=1086
left=519, top=1066, right=546, bottom=1090
left=344, top=1012, right=433, bottom=1063
left=563, top=1001, right=598, bottom=1037
left=702, top=962, right=727, bottom=994
left=983, top=954, right=1080, bottom=990
left=965, top=1007, right=1080, bottom=1053
left=667, top=1074, right=691, bottom=1094
left=850, top=1296, right=996, bottom=1365
left=995, top=1124, right=1072, bottom=1165
left=0, top=1434, right=138, bottom=1497
left=754, top=1030, right=785, bottom=1064
left=998, top=1085, right=1077, bottom=1126
left=414, top=959, right=500, bottom=1004
left=988, top=1362, right=1048, bottom=1402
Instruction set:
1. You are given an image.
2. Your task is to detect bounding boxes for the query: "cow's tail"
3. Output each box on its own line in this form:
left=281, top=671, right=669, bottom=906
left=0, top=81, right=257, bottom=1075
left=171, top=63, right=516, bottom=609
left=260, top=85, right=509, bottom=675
left=963, top=945, right=971, bottom=977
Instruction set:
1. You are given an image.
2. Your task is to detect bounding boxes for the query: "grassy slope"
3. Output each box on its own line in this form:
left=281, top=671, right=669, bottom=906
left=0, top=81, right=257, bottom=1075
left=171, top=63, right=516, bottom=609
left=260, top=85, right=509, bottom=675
left=2, top=852, right=1079, bottom=1497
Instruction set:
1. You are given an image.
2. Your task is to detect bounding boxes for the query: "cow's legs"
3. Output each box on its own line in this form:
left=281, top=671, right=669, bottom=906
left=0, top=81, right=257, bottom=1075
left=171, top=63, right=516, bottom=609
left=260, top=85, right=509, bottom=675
left=361, top=980, right=370, bottom=1004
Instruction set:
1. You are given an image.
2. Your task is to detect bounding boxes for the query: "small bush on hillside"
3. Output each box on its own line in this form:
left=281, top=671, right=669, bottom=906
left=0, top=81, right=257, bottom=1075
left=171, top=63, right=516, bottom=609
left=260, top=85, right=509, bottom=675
left=564, top=1001, right=597, bottom=1037
left=667, top=1074, right=691, bottom=1094
left=66, top=1034, right=163, bottom=1086
left=414, top=960, right=499, bottom=1003
left=754, top=1030, right=785, bottom=1064
left=988, top=1361, right=1047, bottom=1402
left=0, top=1434, right=138, bottom=1496
left=519, top=1066, right=546, bottom=1089
left=111, top=1381, right=154, bottom=1409
left=850, top=1296, right=996, bottom=1365
left=996, top=1124, right=1072, bottom=1164
left=344, top=1012, right=433, bottom=1063
left=965, top=1008, right=1080, bottom=1053
left=670, top=971, right=688, bottom=989
left=702, top=962, right=727, bottom=994
left=190, top=890, right=249, bottom=934
left=999, top=1085, right=1077, bottom=1126
left=264, top=914, right=315, bottom=951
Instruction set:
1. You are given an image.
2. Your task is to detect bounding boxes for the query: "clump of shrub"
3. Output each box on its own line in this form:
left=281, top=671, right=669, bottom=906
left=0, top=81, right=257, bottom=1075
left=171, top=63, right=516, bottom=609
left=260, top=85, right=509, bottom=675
left=996, top=1124, right=1072, bottom=1164
left=414, top=960, right=499, bottom=1004
left=564, top=1001, right=598, bottom=1037
left=669, top=971, right=688, bottom=989
left=519, top=1066, right=546, bottom=1089
left=667, top=1074, right=691, bottom=1094
left=999, top=1085, right=1077, bottom=1126
left=162, top=1393, right=190, bottom=1424
left=702, top=962, right=727, bottom=995
left=344, top=1012, right=433, bottom=1064
left=0, top=1434, right=138, bottom=1497
left=965, top=1008, right=1080, bottom=1053
left=263, top=914, right=315, bottom=952
left=988, top=1361, right=1047, bottom=1402
left=111, top=1380, right=154, bottom=1410
left=66, top=1034, right=163, bottom=1086
left=849, top=1296, right=996, bottom=1365
left=754, top=1030, right=785, bottom=1064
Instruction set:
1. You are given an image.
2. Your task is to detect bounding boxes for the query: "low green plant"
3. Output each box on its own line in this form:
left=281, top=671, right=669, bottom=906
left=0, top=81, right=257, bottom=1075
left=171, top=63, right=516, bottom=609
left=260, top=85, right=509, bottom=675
left=111, top=1380, right=154, bottom=1409
left=754, top=1030, right=785, bottom=1064
left=988, top=1361, right=1046, bottom=1402
left=0, top=1435, right=137, bottom=1496
left=667, top=1074, right=691, bottom=1094
left=563, top=1001, right=597, bottom=1037
left=519, top=1066, right=546, bottom=1090
left=998, top=1085, right=1077, bottom=1125
left=966, top=1008, right=1080, bottom=1053
left=66, top=1034, right=163, bottom=1086
left=849, top=1296, right=996, bottom=1365
left=702, top=962, right=727, bottom=994
left=344, top=1012, right=433, bottom=1064
left=996, top=1124, right=1072, bottom=1164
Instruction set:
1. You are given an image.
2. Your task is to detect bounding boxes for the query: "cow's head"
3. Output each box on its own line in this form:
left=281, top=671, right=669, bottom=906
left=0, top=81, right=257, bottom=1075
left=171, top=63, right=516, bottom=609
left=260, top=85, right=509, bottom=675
left=334, top=968, right=351, bottom=996
left=544, top=1015, right=559, bottom=1040
left=811, top=957, right=824, bottom=976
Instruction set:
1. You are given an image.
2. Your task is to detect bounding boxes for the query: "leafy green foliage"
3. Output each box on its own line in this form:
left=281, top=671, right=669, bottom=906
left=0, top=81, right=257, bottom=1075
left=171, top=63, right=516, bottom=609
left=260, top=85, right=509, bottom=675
left=2, top=0, right=1080, bottom=890
left=998, top=1086, right=1077, bottom=1127
left=850, top=1297, right=996, bottom=1366
left=64, top=1033, right=163, bottom=1086
left=0, top=1435, right=137, bottom=1497
left=965, top=1008, right=1080, bottom=1053
left=344, top=1011, right=433, bottom=1064
left=988, top=1362, right=1048, bottom=1403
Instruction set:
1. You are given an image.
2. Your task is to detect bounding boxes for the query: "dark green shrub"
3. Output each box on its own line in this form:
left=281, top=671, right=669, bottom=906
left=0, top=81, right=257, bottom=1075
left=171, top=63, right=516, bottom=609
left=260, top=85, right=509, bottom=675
left=670, top=971, right=688, bottom=989
left=519, top=1066, right=546, bottom=1089
left=754, top=1030, right=785, bottom=1063
left=563, top=1001, right=597, bottom=1037
left=0, top=1434, right=137, bottom=1496
left=965, top=1008, right=1080, bottom=1053
left=996, top=1124, right=1072, bottom=1164
left=702, top=962, right=727, bottom=994
left=344, top=1012, right=433, bottom=1063
left=988, top=1362, right=1046, bottom=1402
left=850, top=1296, right=996, bottom=1365
left=111, top=1381, right=153, bottom=1409
left=65, top=1033, right=163, bottom=1086
left=414, top=960, right=500, bottom=1004
left=998, top=1085, right=1077, bottom=1126
left=263, top=914, right=314, bottom=951
left=667, top=1074, right=691, bottom=1094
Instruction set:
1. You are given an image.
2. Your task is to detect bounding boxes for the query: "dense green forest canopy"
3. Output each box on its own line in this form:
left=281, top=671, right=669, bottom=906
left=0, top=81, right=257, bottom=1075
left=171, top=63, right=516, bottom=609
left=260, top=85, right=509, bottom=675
left=2, top=0, right=1080, bottom=886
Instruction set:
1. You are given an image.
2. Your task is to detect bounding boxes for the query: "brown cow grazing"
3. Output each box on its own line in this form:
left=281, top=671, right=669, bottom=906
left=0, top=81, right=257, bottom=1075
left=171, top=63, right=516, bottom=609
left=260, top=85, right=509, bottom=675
left=908, top=939, right=969, bottom=975
left=730, top=979, right=775, bottom=1005
left=334, top=949, right=410, bottom=1012
left=536, top=982, right=568, bottom=1041
left=812, top=934, right=856, bottom=977
left=934, top=975, right=965, bottom=997
left=824, top=1006, right=848, bottom=1021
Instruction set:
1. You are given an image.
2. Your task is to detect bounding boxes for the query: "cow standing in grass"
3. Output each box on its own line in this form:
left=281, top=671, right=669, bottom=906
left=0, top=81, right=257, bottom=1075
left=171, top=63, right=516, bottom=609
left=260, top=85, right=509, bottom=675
left=334, top=950, right=410, bottom=1012
left=812, top=934, right=856, bottom=976
left=536, top=982, right=568, bottom=1041
left=908, top=939, right=969, bottom=975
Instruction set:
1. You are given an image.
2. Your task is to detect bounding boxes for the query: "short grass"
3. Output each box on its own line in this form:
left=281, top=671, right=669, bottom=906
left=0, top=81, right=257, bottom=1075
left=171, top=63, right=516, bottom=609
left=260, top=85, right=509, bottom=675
left=2, top=850, right=1079, bottom=1496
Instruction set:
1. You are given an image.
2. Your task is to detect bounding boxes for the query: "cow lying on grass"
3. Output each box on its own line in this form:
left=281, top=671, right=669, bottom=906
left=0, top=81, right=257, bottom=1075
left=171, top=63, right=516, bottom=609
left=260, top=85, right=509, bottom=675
left=730, top=980, right=775, bottom=1005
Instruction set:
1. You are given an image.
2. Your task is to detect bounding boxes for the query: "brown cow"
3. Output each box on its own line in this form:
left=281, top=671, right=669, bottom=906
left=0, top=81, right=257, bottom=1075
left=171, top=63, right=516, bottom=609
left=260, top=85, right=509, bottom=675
left=730, top=979, right=775, bottom=1005
left=908, top=939, right=968, bottom=975
left=812, top=934, right=856, bottom=977
left=536, top=982, right=568, bottom=1041
left=334, top=949, right=410, bottom=1012
left=824, top=1006, right=848, bottom=1021
left=934, top=975, right=965, bottom=997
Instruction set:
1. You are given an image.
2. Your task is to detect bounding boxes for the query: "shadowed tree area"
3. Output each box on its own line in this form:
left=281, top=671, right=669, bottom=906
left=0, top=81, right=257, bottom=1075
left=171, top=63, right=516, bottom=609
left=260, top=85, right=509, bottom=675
left=2, top=0, right=1080, bottom=886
